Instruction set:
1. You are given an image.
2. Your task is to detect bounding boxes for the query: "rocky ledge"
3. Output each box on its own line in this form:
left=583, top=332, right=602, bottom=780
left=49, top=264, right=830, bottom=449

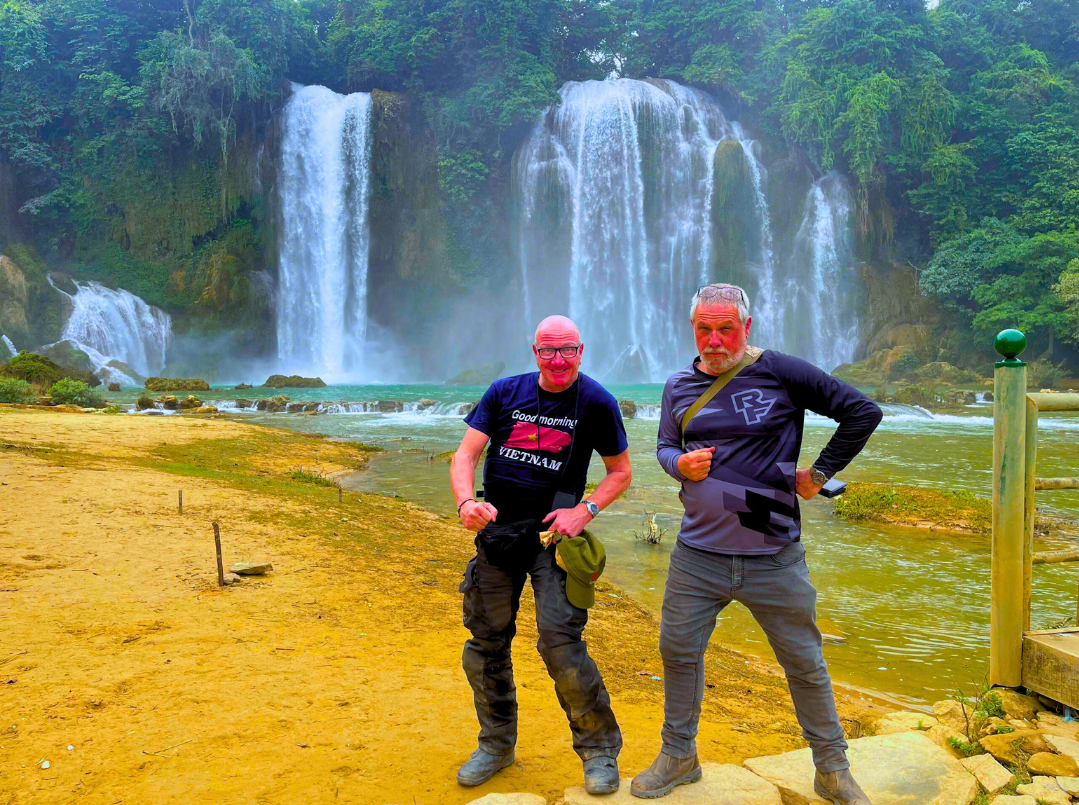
left=262, top=375, right=327, bottom=389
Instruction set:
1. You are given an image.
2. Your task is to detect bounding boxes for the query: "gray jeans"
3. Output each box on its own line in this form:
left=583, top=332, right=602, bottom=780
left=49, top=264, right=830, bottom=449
left=460, top=542, right=622, bottom=760
left=659, top=539, right=849, bottom=772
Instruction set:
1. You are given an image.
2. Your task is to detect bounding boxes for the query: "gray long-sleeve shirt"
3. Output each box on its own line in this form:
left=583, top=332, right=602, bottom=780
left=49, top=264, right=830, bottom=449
left=657, top=350, right=882, bottom=554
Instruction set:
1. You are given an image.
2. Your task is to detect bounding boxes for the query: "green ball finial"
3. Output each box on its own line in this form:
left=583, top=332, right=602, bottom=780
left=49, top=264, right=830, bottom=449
left=994, top=329, right=1026, bottom=363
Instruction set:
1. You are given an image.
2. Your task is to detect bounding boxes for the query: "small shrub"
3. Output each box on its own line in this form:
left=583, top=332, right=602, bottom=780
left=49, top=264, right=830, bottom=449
left=0, top=376, right=37, bottom=404
left=982, top=689, right=1006, bottom=719
left=48, top=378, right=105, bottom=407
left=1029, top=359, right=1067, bottom=389
left=1, top=351, right=63, bottom=388
left=946, top=735, right=981, bottom=757
left=633, top=510, right=665, bottom=544
left=101, top=405, right=123, bottom=415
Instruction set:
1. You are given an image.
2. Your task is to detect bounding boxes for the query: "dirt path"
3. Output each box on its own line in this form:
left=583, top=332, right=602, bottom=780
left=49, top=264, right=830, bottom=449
left=0, top=410, right=873, bottom=804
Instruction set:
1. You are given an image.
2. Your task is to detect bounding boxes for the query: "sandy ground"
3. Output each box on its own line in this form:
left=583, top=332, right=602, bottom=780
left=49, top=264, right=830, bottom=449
left=0, top=409, right=874, bottom=804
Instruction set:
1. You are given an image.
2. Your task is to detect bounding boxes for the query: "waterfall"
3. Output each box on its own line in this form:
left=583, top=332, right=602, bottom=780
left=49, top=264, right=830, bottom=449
left=2, top=334, right=15, bottom=359
left=514, top=78, right=860, bottom=379
left=787, top=173, right=859, bottom=370
left=276, top=83, right=373, bottom=382
left=514, top=79, right=732, bottom=381
left=51, top=279, right=172, bottom=383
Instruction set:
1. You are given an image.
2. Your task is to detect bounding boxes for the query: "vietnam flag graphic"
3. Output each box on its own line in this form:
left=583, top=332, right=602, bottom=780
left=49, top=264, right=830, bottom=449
left=504, top=421, right=573, bottom=453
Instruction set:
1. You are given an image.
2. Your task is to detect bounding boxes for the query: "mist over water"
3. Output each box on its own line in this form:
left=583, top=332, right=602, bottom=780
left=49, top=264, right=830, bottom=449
left=276, top=84, right=374, bottom=382
left=514, top=78, right=861, bottom=380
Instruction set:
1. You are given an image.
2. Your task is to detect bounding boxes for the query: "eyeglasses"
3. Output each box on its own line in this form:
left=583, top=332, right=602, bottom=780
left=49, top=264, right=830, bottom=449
left=696, top=284, right=749, bottom=307
left=535, top=344, right=581, bottom=359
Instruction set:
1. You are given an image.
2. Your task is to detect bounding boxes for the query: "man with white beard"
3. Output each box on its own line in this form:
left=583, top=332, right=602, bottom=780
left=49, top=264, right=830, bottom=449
left=631, top=284, right=882, bottom=803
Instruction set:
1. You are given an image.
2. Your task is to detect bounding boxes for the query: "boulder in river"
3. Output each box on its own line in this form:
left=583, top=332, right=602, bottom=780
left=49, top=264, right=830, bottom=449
left=446, top=362, right=505, bottom=386
left=234, top=398, right=253, bottom=409
left=177, top=395, right=202, bottom=410
left=38, top=340, right=100, bottom=386
left=103, top=359, right=145, bottom=386
left=606, top=345, right=651, bottom=383
left=262, top=374, right=327, bottom=388
left=618, top=399, right=637, bottom=419
left=158, top=395, right=179, bottom=411
left=235, top=383, right=253, bottom=390
left=256, top=395, right=289, bottom=412
left=107, top=382, right=120, bottom=392
left=145, top=377, right=210, bottom=392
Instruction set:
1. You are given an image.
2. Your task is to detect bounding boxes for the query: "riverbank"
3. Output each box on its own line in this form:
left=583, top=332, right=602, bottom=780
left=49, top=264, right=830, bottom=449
left=0, top=409, right=881, bottom=804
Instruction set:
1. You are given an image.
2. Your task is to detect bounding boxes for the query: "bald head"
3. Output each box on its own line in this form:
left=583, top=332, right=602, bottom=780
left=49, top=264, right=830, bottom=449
left=534, top=315, right=580, bottom=345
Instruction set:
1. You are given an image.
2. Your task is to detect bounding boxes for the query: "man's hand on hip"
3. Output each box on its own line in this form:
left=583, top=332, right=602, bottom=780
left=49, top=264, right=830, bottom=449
left=543, top=503, right=593, bottom=538
left=459, top=500, right=498, bottom=531
left=795, top=468, right=825, bottom=500
left=677, top=446, right=715, bottom=481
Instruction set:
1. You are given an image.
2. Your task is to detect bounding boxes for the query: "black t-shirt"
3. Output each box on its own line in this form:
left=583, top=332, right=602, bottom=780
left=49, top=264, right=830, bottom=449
left=464, top=372, right=629, bottom=522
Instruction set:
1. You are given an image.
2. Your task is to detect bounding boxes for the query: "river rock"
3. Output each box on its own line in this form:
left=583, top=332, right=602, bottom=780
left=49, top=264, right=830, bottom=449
left=222, top=572, right=244, bottom=586
left=262, top=374, right=327, bottom=389
left=104, top=359, right=144, bottom=385
left=932, top=700, right=970, bottom=734
left=1057, top=777, right=1079, bottom=795
left=991, top=797, right=1035, bottom=805
left=959, top=753, right=1013, bottom=794
left=256, top=395, right=289, bottom=412
left=39, top=339, right=96, bottom=379
left=994, top=689, right=1043, bottom=721
left=234, top=398, right=253, bottom=409
left=1045, top=732, right=1079, bottom=763
left=924, top=724, right=966, bottom=758
left=107, top=382, right=120, bottom=392
left=446, top=361, right=505, bottom=386
left=145, top=377, right=210, bottom=392
left=230, top=561, right=273, bottom=576
left=158, top=395, right=179, bottom=410
left=186, top=406, right=218, bottom=415
left=979, top=729, right=1051, bottom=766
left=177, top=395, right=202, bottom=410
left=743, top=732, right=976, bottom=805
left=1037, top=712, right=1079, bottom=742
left=1028, top=752, right=1079, bottom=777
left=564, top=763, right=781, bottom=804
left=872, top=711, right=937, bottom=735
left=1017, top=777, right=1069, bottom=805
left=377, top=400, right=403, bottom=412
left=465, top=795, right=546, bottom=805
left=618, top=399, right=637, bottom=419
left=235, top=383, right=253, bottom=390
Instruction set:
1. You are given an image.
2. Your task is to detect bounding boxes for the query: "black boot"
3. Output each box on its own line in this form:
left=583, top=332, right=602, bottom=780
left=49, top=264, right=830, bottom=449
left=456, top=748, right=515, bottom=787
left=584, top=756, right=620, bottom=795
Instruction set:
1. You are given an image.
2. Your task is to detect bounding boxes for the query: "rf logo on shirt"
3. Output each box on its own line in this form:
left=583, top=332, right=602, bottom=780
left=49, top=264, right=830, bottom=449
left=731, top=389, right=776, bottom=425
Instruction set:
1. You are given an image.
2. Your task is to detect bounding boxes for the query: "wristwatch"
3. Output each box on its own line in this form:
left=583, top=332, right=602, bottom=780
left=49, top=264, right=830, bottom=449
left=809, top=466, right=829, bottom=486
left=582, top=499, right=600, bottom=519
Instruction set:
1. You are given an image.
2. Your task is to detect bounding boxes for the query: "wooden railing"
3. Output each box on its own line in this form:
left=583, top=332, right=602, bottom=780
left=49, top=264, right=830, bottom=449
left=991, top=328, right=1079, bottom=693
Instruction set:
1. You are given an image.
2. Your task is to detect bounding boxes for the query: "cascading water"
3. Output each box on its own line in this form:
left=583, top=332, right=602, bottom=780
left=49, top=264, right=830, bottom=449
left=50, top=279, right=171, bottom=384
left=786, top=173, right=859, bottom=370
left=2, top=334, right=15, bottom=359
left=514, top=79, right=732, bottom=381
left=276, top=83, right=373, bottom=381
left=514, top=78, right=860, bottom=379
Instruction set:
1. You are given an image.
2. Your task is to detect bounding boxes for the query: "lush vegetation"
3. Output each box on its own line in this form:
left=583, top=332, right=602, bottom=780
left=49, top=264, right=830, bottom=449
left=0, top=375, right=36, bottom=403
left=47, top=376, right=104, bottom=406
left=1, top=0, right=1077, bottom=363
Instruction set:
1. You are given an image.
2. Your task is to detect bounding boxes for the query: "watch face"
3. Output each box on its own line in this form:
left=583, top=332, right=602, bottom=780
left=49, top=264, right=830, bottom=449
left=811, top=469, right=827, bottom=484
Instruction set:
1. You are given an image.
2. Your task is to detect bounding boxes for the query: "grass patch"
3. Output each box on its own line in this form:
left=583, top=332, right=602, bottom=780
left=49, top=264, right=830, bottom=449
left=834, top=483, right=991, bottom=534
left=288, top=468, right=339, bottom=487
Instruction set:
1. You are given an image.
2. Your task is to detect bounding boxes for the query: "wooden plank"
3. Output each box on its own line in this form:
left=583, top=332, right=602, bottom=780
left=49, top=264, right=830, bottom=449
left=1033, top=548, right=1079, bottom=565
left=1027, top=393, right=1079, bottom=412
left=1026, top=627, right=1079, bottom=636
left=993, top=362, right=1028, bottom=687
left=1023, top=632, right=1079, bottom=710
left=1036, top=477, right=1079, bottom=490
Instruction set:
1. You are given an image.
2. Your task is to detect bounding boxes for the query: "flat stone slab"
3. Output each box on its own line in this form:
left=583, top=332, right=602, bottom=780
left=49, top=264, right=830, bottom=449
left=959, top=753, right=1013, bottom=794
left=743, top=732, right=976, bottom=805
left=466, top=795, right=546, bottom=805
left=1045, top=731, right=1079, bottom=764
left=873, top=711, right=938, bottom=735
left=564, top=763, right=781, bottom=804
left=230, top=561, right=273, bottom=576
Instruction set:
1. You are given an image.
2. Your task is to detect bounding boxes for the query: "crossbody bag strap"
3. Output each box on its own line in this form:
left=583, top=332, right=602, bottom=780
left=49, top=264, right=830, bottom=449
left=680, top=346, right=763, bottom=451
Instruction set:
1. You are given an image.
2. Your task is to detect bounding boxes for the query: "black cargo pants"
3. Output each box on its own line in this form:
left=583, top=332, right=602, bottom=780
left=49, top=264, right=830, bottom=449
left=459, top=542, right=622, bottom=760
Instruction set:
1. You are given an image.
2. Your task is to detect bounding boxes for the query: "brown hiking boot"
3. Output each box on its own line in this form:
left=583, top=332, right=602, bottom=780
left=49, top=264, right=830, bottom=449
left=814, top=769, right=872, bottom=804
left=630, top=752, right=702, bottom=799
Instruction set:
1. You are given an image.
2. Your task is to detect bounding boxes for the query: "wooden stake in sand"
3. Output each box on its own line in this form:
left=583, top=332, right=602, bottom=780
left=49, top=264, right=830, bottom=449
left=213, top=522, right=224, bottom=587
left=339, top=486, right=342, bottom=503
left=178, top=490, right=183, bottom=514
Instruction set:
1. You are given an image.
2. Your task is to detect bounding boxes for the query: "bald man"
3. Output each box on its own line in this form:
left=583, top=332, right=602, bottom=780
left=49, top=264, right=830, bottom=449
left=450, top=315, right=633, bottom=794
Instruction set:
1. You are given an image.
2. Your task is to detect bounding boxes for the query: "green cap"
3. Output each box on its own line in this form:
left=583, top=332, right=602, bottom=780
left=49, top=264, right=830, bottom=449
left=555, top=530, right=606, bottom=609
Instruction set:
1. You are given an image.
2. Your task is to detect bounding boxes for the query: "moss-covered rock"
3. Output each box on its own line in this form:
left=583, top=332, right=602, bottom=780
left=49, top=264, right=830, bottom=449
left=145, top=377, right=210, bottom=392
left=262, top=374, right=327, bottom=389
left=709, top=139, right=758, bottom=281
left=915, top=362, right=981, bottom=385
left=136, top=393, right=154, bottom=410
left=446, top=361, right=505, bottom=386
left=38, top=340, right=96, bottom=380
left=1, top=349, right=96, bottom=391
left=102, top=359, right=145, bottom=386
left=0, top=248, right=65, bottom=348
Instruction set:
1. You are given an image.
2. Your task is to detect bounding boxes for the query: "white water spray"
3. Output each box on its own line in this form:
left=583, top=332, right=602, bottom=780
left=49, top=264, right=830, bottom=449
left=2, top=334, right=15, bottom=359
left=276, top=84, right=373, bottom=381
left=50, top=279, right=171, bottom=384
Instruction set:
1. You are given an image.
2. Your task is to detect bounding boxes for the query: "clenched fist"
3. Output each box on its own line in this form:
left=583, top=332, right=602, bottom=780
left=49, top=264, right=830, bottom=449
left=459, top=499, right=498, bottom=531
left=677, top=446, right=715, bottom=481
